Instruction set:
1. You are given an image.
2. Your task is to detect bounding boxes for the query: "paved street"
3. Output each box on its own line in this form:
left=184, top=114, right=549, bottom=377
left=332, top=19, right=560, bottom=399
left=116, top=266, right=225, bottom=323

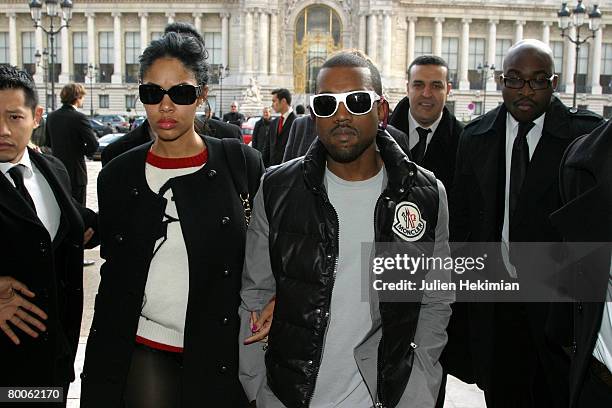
left=67, top=160, right=486, bottom=407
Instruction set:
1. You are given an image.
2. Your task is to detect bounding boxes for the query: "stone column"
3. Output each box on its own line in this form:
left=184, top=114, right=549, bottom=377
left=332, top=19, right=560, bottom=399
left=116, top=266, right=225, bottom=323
left=111, top=12, right=122, bottom=84
left=541, top=21, right=551, bottom=46
left=382, top=12, right=392, bottom=77
left=514, top=20, right=525, bottom=44
left=34, top=26, right=44, bottom=83
left=406, top=16, right=416, bottom=67
left=139, top=12, right=148, bottom=54
left=590, top=26, right=603, bottom=94
left=244, top=10, right=254, bottom=73
left=433, top=17, right=444, bottom=57
left=487, top=19, right=498, bottom=91
left=86, top=12, right=96, bottom=83
left=564, top=25, right=576, bottom=94
left=221, top=13, right=230, bottom=68
left=58, top=17, right=70, bottom=83
left=358, top=13, right=367, bottom=52
left=269, top=11, right=279, bottom=75
left=166, top=12, right=175, bottom=25
left=259, top=11, right=269, bottom=74
left=367, top=13, right=378, bottom=63
left=459, top=18, right=471, bottom=90
left=193, top=12, right=202, bottom=34
left=8, top=13, right=17, bottom=66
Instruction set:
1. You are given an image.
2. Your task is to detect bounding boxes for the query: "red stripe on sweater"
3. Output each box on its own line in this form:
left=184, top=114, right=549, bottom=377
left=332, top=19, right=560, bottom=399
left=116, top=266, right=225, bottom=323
left=146, top=149, right=208, bottom=169
left=135, top=335, right=184, bottom=353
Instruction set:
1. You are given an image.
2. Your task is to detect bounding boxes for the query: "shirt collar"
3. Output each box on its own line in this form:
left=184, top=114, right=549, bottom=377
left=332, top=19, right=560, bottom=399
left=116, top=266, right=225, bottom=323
left=281, top=107, right=293, bottom=120
left=507, top=112, right=546, bottom=135
left=0, top=148, right=34, bottom=178
left=408, top=108, right=443, bottom=135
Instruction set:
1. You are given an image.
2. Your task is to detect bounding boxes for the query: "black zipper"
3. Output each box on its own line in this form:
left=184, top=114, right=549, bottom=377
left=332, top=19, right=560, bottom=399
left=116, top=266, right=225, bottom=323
left=304, top=188, right=340, bottom=407
left=373, top=193, right=387, bottom=408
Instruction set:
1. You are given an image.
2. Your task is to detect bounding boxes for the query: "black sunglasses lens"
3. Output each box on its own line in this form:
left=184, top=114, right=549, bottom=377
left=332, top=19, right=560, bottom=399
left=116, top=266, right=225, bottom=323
left=313, top=95, right=337, bottom=117
left=168, top=85, right=198, bottom=105
left=139, top=85, right=164, bottom=105
left=346, top=92, right=372, bottom=114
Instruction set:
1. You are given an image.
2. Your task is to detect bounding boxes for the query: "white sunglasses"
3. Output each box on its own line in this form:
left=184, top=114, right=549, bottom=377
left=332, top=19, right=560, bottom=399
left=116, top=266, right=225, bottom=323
left=309, top=90, right=382, bottom=118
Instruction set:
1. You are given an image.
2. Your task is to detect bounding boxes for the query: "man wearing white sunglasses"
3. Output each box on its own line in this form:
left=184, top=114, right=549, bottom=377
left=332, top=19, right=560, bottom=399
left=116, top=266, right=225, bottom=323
left=240, top=51, right=453, bottom=408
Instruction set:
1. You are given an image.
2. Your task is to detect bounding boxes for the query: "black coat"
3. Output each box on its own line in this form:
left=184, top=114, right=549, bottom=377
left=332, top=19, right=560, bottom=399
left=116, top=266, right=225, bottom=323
left=223, top=111, right=246, bottom=127
left=449, top=97, right=604, bottom=392
left=251, top=117, right=271, bottom=153
left=0, top=149, right=94, bottom=389
left=101, top=118, right=242, bottom=166
left=389, top=96, right=463, bottom=191
left=80, top=136, right=264, bottom=407
left=46, top=105, right=98, bottom=188
left=550, top=120, right=612, bottom=407
left=264, top=112, right=296, bottom=167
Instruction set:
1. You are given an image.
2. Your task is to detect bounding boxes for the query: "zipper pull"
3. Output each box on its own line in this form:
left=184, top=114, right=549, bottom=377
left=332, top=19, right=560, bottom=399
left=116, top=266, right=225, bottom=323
left=410, top=342, right=418, bottom=349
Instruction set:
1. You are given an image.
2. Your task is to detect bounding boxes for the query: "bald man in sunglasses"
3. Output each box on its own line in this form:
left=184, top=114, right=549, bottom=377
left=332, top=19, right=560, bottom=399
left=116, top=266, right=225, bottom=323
left=239, top=51, right=453, bottom=408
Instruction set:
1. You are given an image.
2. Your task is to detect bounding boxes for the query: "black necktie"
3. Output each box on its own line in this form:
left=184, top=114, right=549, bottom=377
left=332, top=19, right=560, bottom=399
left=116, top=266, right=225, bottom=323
left=8, top=165, right=36, bottom=211
left=411, top=127, right=431, bottom=165
left=509, top=121, right=535, bottom=223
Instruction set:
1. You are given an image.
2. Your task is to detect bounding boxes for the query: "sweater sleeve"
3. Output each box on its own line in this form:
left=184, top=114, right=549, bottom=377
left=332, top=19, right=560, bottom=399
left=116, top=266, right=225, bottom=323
left=238, top=176, right=276, bottom=401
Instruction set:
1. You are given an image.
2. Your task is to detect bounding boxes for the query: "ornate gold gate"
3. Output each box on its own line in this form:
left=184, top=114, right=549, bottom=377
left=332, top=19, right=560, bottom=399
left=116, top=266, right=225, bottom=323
left=293, top=6, right=342, bottom=94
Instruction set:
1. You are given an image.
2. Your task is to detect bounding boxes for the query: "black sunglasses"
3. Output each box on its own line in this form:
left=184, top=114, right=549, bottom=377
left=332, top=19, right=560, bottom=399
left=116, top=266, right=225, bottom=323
left=139, top=83, right=202, bottom=105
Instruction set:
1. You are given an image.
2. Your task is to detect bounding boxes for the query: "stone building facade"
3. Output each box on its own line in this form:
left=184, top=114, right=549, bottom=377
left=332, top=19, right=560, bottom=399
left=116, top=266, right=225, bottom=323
left=1, top=0, right=611, bottom=120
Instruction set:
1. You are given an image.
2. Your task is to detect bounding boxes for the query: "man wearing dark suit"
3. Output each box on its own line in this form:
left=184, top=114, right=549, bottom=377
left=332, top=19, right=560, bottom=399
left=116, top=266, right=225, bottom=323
left=0, top=66, right=97, bottom=407
left=251, top=106, right=272, bottom=153
left=222, top=101, right=245, bottom=127
left=550, top=120, right=612, bottom=407
left=101, top=117, right=242, bottom=166
left=264, top=88, right=296, bottom=167
left=451, top=40, right=604, bottom=408
left=45, top=83, right=98, bottom=205
left=389, top=55, right=463, bottom=191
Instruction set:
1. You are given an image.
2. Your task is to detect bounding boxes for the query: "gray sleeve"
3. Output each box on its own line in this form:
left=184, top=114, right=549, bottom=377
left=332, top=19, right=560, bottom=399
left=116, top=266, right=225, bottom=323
left=399, top=179, right=454, bottom=407
left=238, top=176, right=276, bottom=401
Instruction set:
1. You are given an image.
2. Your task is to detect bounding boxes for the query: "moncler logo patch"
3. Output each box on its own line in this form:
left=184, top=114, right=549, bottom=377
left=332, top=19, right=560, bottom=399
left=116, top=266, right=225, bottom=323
left=392, top=201, right=426, bottom=242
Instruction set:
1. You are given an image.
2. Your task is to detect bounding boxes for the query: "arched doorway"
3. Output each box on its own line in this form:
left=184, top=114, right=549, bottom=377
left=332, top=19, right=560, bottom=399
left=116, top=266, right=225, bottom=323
left=293, top=5, right=342, bottom=94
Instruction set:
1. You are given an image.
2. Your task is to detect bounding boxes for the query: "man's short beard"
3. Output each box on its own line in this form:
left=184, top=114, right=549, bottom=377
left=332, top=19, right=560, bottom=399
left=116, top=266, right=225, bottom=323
left=324, top=139, right=374, bottom=164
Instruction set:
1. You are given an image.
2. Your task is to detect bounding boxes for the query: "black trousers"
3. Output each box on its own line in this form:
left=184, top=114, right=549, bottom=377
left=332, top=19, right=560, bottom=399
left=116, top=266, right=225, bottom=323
left=123, top=343, right=183, bottom=408
left=72, top=184, right=86, bottom=206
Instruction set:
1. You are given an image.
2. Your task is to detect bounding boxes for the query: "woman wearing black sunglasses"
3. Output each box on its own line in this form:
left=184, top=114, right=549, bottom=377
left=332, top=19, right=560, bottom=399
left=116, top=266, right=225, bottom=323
left=80, top=23, right=264, bottom=408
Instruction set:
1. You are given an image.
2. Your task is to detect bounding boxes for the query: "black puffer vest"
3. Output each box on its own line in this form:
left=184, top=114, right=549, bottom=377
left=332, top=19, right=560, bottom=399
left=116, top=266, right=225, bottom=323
left=262, top=130, right=440, bottom=407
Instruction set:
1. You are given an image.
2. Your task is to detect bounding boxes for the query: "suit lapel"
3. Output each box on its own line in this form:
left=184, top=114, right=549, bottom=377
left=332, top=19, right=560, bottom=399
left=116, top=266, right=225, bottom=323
left=0, top=171, right=44, bottom=229
left=425, top=109, right=452, bottom=163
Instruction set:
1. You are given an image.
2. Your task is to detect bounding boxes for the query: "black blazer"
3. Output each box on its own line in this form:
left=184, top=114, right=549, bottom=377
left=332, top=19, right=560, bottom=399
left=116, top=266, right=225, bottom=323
left=550, top=120, right=612, bottom=408
left=251, top=117, right=271, bottom=153
left=81, top=136, right=264, bottom=407
left=101, top=118, right=242, bottom=166
left=46, top=104, right=98, bottom=188
left=0, top=149, right=95, bottom=387
left=389, top=96, right=463, bottom=191
left=265, top=111, right=296, bottom=167
left=449, top=97, right=604, bottom=391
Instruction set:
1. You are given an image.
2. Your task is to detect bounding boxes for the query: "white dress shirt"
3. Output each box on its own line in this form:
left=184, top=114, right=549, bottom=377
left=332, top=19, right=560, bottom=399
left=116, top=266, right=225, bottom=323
left=0, top=149, right=61, bottom=240
left=501, top=112, right=546, bottom=277
left=407, top=109, right=443, bottom=152
left=593, top=255, right=612, bottom=373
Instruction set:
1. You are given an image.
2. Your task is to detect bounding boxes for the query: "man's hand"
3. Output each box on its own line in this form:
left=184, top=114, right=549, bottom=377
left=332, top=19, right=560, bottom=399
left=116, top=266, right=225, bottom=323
left=244, top=297, right=276, bottom=345
left=83, top=227, right=94, bottom=245
left=0, top=276, right=48, bottom=345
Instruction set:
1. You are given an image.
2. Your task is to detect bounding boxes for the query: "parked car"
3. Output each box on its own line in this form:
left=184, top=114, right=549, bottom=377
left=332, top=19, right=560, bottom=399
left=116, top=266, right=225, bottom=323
left=95, top=114, right=130, bottom=132
left=89, top=118, right=113, bottom=138
left=93, top=133, right=125, bottom=161
left=131, top=116, right=146, bottom=130
left=241, top=116, right=261, bottom=146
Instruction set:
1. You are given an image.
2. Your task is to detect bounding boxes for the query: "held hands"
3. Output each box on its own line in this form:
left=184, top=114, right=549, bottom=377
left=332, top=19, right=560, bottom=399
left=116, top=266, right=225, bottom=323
left=244, top=296, right=276, bottom=345
left=0, top=276, right=48, bottom=345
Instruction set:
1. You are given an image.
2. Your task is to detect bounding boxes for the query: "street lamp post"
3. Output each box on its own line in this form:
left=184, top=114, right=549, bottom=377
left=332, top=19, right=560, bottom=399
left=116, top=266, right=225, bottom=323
left=35, top=49, right=49, bottom=114
left=557, top=1, right=603, bottom=109
left=27, top=0, right=73, bottom=111
left=217, top=64, right=230, bottom=117
left=477, top=62, right=496, bottom=115
left=87, top=64, right=96, bottom=117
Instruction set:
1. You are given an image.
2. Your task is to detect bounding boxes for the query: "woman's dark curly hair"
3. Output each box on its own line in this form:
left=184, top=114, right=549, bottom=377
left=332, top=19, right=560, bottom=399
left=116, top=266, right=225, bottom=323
left=139, top=22, right=209, bottom=86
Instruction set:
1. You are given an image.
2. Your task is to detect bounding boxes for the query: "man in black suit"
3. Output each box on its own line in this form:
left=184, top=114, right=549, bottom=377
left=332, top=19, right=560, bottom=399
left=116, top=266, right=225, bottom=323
left=0, top=66, right=97, bottom=407
left=451, top=39, right=604, bottom=408
left=251, top=106, right=272, bottom=153
left=550, top=120, right=612, bottom=407
left=101, top=116, right=242, bottom=166
left=45, top=83, right=98, bottom=205
left=389, top=55, right=462, bottom=191
left=264, top=88, right=296, bottom=166
left=222, top=101, right=245, bottom=127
